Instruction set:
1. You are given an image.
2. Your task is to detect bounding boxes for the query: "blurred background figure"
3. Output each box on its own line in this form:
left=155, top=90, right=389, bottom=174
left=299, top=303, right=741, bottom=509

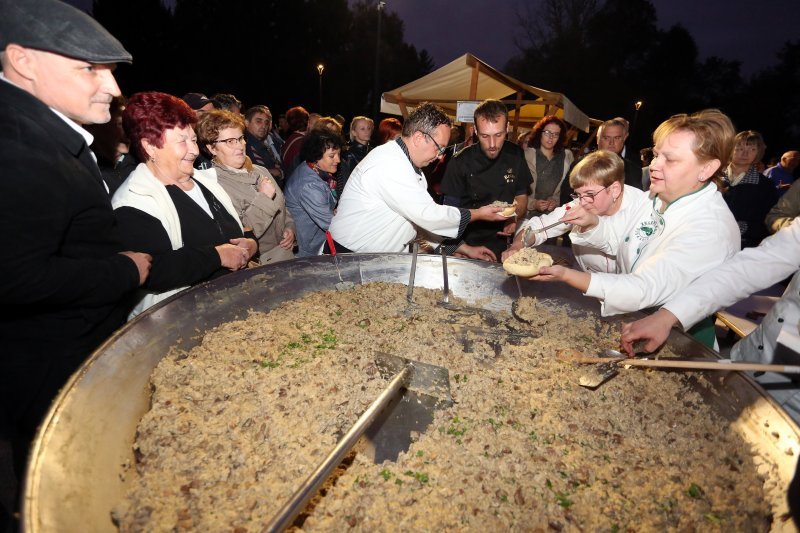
left=181, top=92, right=214, bottom=115
left=378, top=117, right=402, bottom=145
left=723, top=130, right=778, bottom=248
left=517, top=130, right=532, bottom=150
left=639, top=147, right=654, bottom=190
left=198, top=109, right=295, bottom=265
left=281, top=106, right=310, bottom=174
left=337, top=116, right=373, bottom=197
left=211, top=93, right=243, bottom=115
left=85, top=95, right=134, bottom=195
left=181, top=92, right=217, bottom=169
left=277, top=113, right=289, bottom=138
left=243, top=105, right=285, bottom=188
left=765, top=150, right=800, bottom=196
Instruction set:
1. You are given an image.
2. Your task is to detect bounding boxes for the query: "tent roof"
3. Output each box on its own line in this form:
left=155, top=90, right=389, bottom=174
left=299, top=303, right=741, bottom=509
left=380, top=53, right=596, bottom=132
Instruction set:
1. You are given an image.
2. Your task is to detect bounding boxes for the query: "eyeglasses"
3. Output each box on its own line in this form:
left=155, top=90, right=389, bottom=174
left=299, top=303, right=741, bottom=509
left=213, top=135, right=246, bottom=147
left=542, top=130, right=560, bottom=138
left=423, top=131, right=447, bottom=156
left=570, top=184, right=611, bottom=203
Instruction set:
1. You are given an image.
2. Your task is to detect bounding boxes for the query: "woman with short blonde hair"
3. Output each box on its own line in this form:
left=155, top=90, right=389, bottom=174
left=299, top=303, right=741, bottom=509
left=505, top=150, right=646, bottom=274
left=520, top=109, right=742, bottom=346
left=197, top=109, right=296, bottom=265
left=337, top=116, right=374, bottom=197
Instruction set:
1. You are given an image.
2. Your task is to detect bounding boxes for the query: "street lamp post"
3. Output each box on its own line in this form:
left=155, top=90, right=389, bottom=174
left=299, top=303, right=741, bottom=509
left=372, top=1, right=386, bottom=122
left=317, top=64, right=325, bottom=113
left=631, top=100, right=643, bottom=145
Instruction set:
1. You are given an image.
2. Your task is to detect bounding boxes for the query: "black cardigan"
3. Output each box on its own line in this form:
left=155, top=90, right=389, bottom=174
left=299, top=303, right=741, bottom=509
left=115, top=180, right=246, bottom=292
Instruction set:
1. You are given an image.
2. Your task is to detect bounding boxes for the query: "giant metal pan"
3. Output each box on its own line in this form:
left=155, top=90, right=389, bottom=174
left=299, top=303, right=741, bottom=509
left=22, top=251, right=800, bottom=532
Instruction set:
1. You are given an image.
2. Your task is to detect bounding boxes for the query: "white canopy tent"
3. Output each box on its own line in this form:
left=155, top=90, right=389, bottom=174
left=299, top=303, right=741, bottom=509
left=380, top=53, right=599, bottom=139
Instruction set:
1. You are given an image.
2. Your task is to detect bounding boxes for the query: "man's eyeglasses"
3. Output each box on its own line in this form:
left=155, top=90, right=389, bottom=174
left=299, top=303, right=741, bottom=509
left=424, top=132, right=447, bottom=156
left=213, top=135, right=246, bottom=147
left=570, top=183, right=611, bottom=203
left=541, top=130, right=560, bottom=138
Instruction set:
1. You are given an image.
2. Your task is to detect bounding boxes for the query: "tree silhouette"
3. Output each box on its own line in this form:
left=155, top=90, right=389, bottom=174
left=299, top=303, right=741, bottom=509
left=89, top=0, right=433, bottom=124
left=91, top=0, right=174, bottom=94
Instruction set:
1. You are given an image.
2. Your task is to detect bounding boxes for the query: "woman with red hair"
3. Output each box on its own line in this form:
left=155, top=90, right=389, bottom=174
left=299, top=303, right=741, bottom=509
left=112, top=92, right=257, bottom=317
left=378, top=117, right=402, bottom=145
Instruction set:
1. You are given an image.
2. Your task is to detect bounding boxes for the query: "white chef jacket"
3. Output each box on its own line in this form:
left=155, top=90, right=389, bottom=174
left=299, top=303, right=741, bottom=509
left=329, top=141, right=462, bottom=253
left=569, top=182, right=740, bottom=316
left=665, top=218, right=800, bottom=363
left=517, top=184, right=647, bottom=273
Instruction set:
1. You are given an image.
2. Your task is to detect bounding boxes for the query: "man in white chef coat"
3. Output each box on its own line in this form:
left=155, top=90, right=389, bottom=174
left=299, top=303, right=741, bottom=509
left=328, top=102, right=505, bottom=257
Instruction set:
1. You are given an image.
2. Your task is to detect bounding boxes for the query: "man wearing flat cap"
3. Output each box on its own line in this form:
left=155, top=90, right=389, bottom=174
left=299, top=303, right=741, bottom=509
left=0, top=0, right=151, bottom=528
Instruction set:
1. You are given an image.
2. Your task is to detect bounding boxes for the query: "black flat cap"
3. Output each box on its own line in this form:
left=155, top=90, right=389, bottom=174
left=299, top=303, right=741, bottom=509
left=0, top=0, right=132, bottom=64
left=182, top=93, right=212, bottom=110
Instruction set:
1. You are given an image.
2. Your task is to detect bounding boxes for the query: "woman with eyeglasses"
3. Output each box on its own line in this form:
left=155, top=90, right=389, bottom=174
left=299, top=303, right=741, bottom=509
left=196, top=110, right=295, bottom=265
left=112, top=92, right=257, bottom=318
left=284, top=130, right=343, bottom=256
left=502, top=150, right=646, bottom=273
left=525, top=109, right=741, bottom=346
left=523, top=115, right=574, bottom=216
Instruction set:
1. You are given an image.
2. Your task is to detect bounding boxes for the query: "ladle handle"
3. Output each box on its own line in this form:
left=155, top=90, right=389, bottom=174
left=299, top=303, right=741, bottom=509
left=566, top=354, right=800, bottom=374
left=407, top=241, right=419, bottom=302
left=441, top=245, right=449, bottom=303
left=619, top=358, right=800, bottom=373
left=266, top=365, right=412, bottom=532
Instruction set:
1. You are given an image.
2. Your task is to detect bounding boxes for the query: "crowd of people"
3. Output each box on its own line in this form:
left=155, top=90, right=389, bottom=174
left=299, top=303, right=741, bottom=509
left=1, top=0, right=799, bottom=529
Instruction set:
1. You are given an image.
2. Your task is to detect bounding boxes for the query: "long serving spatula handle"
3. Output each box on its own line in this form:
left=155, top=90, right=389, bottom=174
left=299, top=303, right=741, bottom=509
left=265, top=365, right=412, bottom=532
left=566, top=354, right=800, bottom=374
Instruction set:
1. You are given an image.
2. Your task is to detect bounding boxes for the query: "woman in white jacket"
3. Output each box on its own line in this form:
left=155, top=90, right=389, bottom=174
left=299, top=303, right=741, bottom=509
left=526, top=109, right=740, bottom=345
left=504, top=150, right=646, bottom=273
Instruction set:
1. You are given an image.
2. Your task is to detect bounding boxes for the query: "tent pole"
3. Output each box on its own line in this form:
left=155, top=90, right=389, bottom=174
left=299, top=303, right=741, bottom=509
left=469, top=64, right=479, bottom=100
left=511, top=91, right=522, bottom=140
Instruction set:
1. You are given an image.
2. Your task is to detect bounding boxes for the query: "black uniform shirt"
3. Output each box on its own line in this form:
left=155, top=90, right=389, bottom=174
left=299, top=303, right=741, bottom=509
left=440, top=141, right=532, bottom=255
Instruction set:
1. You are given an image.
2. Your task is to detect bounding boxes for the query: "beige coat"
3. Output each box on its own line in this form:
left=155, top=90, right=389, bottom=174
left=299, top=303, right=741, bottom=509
left=213, top=162, right=295, bottom=264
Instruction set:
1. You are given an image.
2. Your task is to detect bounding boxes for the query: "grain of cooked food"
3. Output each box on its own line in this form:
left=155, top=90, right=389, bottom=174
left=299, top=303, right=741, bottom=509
left=489, top=200, right=517, bottom=217
left=113, top=283, right=772, bottom=532
left=503, top=247, right=554, bottom=276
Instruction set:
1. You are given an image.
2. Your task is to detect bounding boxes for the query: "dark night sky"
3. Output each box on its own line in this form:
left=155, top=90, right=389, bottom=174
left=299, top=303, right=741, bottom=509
left=390, top=0, right=799, bottom=76
left=63, top=0, right=798, bottom=76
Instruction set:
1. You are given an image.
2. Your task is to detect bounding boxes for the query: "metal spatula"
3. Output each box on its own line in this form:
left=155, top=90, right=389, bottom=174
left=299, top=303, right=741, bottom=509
left=266, top=352, right=451, bottom=531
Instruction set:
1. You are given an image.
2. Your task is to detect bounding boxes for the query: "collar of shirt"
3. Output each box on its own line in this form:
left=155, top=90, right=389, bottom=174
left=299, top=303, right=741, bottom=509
left=727, top=165, right=762, bottom=187
left=395, top=137, right=422, bottom=175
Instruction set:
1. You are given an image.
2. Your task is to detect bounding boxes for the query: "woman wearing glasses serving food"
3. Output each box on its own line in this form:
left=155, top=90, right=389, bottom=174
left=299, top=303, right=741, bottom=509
left=197, top=110, right=295, bottom=265
left=516, top=109, right=740, bottom=347
left=502, top=150, right=646, bottom=273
